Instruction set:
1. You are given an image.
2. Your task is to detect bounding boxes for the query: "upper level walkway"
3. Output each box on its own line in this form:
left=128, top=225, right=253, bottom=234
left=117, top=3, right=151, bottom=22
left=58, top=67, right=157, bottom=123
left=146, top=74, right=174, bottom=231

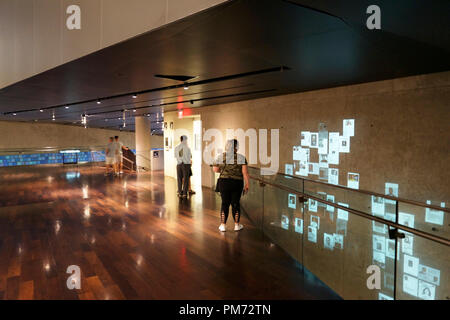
left=0, top=164, right=340, bottom=300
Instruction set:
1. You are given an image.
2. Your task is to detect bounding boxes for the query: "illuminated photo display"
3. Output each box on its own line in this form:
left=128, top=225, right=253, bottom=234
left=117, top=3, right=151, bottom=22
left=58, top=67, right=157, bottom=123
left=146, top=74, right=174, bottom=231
left=293, top=146, right=310, bottom=162
left=317, top=191, right=327, bottom=209
left=403, top=274, right=418, bottom=297
left=373, top=234, right=386, bottom=253
left=337, top=202, right=349, bottom=221
left=343, top=119, right=355, bottom=137
left=333, top=233, right=344, bottom=249
left=347, top=172, right=360, bottom=189
left=373, top=251, right=386, bottom=269
left=294, top=218, right=303, bottom=234
left=404, top=254, right=419, bottom=277
left=398, top=212, right=415, bottom=230
left=308, top=199, right=318, bottom=212
left=425, top=200, right=445, bottom=226
left=339, top=136, right=350, bottom=153
left=308, top=226, right=317, bottom=243
left=324, top=233, right=335, bottom=250
left=402, top=234, right=414, bottom=255
left=298, top=161, right=308, bottom=177
left=288, top=193, right=297, bottom=209
left=318, top=138, right=328, bottom=155
left=384, top=273, right=395, bottom=291
left=319, top=154, right=328, bottom=166
left=336, top=218, right=347, bottom=236
left=285, top=163, right=294, bottom=177
left=328, top=132, right=340, bottom=165
left=310, top=133, right=318, bottom=148
left=418, top=264, right=440, bottom=286
left=373, top=221, right=387, bottom=234
left=318, top=124, right=328, bottom=155
left=319, top=167, right=328, bottom=181
left=281, top=215, right=289, bottom=230
left=301, top=131, right=311, bottom=147
left=290, top=122, right=444, bottom=300
left=385, top=182, right=398, bottom=197
left=326, top=194, right=335, bottom=213
left=292, top=120, right=357, bottom=190
left=418, top=280, right=436, bottom=300
left=385, top=238, right=396, bottom=259
left=308, top=162, right=319, bottom=175
left=310, top=215, right=320, bottom=229
left=371, top=196, right=385, bottom=217
left=328, top=168, right=339, bottom=185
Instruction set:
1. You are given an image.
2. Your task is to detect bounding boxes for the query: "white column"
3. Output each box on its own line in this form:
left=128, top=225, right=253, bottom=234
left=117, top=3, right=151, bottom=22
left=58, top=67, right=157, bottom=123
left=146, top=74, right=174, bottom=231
left=135, top=116, right=151, bottom=171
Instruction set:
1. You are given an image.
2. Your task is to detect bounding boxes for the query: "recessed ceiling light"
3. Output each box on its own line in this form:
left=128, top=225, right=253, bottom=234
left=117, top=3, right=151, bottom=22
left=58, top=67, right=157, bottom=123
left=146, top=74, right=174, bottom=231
left=133, top=109, right=136, bottom=112
left=65, top=106, right=69, bottom=109
left=39, top=109, right=43, bottom=112
left=132, top=94, right=137, bottom=99
left=97, top=100, right=101, bottom=104
left=12, top=113, right=17, bottom=116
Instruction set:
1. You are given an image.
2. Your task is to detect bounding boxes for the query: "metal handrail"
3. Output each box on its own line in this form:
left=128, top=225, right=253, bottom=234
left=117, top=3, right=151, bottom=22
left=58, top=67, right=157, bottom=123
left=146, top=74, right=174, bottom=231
left=249, top=175, right=450, bottom=247
left=122, top=156, right=134, bottom=164
left=248, top=166, right=450, bottom=213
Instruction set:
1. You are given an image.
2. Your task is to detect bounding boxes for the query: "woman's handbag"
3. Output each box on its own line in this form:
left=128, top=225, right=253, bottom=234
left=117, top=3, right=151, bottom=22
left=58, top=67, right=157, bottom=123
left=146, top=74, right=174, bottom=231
left=215, top=161, right=226, bottom=193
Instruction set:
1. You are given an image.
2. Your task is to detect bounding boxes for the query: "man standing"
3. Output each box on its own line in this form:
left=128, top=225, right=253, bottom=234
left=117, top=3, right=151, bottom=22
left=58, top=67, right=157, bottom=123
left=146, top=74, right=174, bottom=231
left=114, top=136, right=128, bottom=174
left=174, top=135, right=192, bottom=198
left=105, top=137, right=116, bottom=176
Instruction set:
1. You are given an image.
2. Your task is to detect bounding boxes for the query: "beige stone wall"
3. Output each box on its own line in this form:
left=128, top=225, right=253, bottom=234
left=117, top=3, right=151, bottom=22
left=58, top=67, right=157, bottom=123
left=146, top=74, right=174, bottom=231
left=151, top=134, right=164, bottom=150
left=0, top=0, right=227, bottom=89
left=163, top=113, right=199, bottom=179
left=0, top=120, right=136, bottom=150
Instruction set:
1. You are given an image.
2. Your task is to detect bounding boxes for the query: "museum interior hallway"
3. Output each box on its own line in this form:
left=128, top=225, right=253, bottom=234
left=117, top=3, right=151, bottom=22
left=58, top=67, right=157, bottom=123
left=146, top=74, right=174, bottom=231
left=0, top=164, right=340, bottom=300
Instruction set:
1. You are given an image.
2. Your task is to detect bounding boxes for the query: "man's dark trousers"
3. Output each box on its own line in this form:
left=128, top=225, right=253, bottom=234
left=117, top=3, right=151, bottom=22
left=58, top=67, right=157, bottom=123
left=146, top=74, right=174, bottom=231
left=177, top=163, right=191, bottom=196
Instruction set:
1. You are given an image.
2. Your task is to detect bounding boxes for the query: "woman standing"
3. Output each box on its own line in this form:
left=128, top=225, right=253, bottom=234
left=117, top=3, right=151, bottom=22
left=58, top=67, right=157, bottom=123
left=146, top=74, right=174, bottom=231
left=212, top=139, right=250, bottom=232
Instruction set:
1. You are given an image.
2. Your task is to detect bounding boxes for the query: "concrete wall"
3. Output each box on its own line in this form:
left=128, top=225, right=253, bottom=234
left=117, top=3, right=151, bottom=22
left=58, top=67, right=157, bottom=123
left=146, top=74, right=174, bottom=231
left=163, top=70, right=450, bottom=300
left=0, top=120, right=136, bottom=150
left=0, top=0, right=227, bottom=89
left=163, top=113, right=198, bottom=179
left=151, top=134, right=164, bottom=151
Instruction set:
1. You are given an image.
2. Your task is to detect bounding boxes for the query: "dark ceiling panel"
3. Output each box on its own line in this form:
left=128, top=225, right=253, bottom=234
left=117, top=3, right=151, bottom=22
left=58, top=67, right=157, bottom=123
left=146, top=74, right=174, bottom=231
left=0, top=0, right=449, bottom=134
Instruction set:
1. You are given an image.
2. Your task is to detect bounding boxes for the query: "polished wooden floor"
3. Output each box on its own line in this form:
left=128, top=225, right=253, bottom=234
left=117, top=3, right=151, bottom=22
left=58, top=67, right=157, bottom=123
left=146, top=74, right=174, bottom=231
left=0, top=164, right=340, bottom=300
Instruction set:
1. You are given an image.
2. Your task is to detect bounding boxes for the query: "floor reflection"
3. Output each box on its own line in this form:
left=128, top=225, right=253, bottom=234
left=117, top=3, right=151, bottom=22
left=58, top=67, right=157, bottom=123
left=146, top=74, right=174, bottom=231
left=0, top=164, right=340, bottom=300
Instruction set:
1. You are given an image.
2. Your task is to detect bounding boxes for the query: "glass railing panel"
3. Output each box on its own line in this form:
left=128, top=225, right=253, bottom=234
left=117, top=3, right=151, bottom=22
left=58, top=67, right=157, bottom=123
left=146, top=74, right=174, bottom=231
left=262, top=183, right=304, bottom=264
left=301, top=183, right=396, bottom=299
left=398, top=201, right=449, bottom=241
left=241, top=170, right=264, bottom=229
left=259, top=168, right=303, bottom=193
left=244, top=169, right=449, bottom=300
left=302, top=179, right=398, bottom=225
left=395, top=233, right=449, bottom=300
